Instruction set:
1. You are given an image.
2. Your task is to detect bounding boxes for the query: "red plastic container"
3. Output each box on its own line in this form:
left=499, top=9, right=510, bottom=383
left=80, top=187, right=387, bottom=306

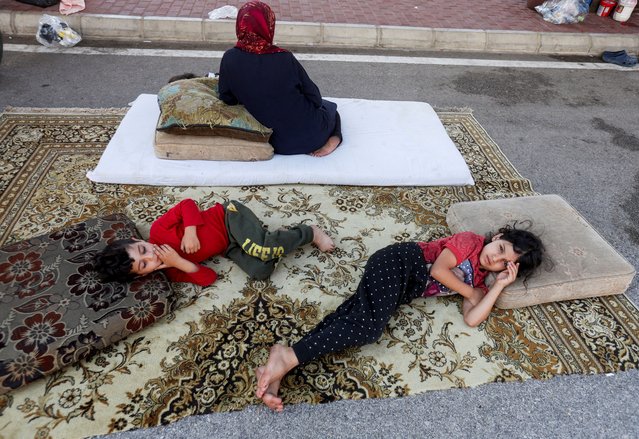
left=597, top=0, right=617, bottom=16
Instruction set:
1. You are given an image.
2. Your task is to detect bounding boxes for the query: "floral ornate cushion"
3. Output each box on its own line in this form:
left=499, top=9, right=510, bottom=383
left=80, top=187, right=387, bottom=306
left=0, top=214, right=174, bottom=395
left=447, top=194, right=636, bottom=309
left=156, top=77, right=273, bottom=142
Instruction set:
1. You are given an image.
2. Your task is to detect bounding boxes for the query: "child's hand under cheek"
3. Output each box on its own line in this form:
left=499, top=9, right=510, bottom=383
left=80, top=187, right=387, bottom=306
left=495, top=261, right=519, bottom=287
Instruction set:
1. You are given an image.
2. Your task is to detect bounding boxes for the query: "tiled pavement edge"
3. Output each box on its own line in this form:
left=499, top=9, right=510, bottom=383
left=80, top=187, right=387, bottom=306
left=1, top=6, right=638, bottom=56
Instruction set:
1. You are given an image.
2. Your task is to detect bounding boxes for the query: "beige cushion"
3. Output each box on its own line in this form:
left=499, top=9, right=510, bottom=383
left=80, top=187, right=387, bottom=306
left=154, top=131, right=274, bottom=161
left=446, top=194, right=636, bottom=309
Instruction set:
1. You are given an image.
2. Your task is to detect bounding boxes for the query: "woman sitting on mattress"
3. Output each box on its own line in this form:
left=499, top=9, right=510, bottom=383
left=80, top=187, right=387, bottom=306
left=218, top=1, right=342, bottom=157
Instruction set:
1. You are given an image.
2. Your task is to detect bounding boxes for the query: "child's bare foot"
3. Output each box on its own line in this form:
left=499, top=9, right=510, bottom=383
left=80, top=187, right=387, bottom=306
left=256, top=344, right=299, bottom=399
left=311, top=225, right=335, bottom=252
left=255, top=366, right=284, bottom=412
left=309, top=136, right=341, bottom=157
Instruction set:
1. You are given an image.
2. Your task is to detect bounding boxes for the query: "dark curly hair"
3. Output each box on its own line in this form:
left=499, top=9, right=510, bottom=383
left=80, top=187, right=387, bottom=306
left=168, top=72, right=199, bottom=83
left=91, top=238, right=136, bottom=282
left=485, top=221, right=545, bottom=284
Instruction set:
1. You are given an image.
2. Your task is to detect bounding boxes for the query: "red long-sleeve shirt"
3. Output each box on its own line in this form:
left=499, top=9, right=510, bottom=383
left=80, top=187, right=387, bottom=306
left=149, top=199, right=229, bottom=286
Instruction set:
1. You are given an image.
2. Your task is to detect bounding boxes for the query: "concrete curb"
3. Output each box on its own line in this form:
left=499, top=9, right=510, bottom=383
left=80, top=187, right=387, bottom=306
left=2, top=10, right=638, bottom=55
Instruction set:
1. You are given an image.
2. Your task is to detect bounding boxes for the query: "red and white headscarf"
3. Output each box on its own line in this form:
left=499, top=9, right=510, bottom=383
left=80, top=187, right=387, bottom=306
left=235, top=1, right=288, bottom=55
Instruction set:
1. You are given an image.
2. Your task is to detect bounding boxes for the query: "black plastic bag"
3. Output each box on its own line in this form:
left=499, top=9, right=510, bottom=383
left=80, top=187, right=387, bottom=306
left=15, top=0, right=60, bottom=7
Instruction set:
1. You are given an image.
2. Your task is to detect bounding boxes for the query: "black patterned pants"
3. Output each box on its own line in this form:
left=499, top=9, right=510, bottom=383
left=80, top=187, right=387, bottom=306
left=292, top=242, right=430, bottom=364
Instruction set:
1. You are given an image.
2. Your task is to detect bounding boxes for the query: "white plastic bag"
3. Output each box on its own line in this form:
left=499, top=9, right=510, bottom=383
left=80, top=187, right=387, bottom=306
left=208, top=5, right=238, bottom=20
left=535, top=0, right=590, bottom=24
left=36, top=14, right=81, bottom=47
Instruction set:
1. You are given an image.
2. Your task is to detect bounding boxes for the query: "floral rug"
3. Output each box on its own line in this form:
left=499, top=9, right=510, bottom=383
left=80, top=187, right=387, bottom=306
left=0, top=108, right=637, bottom=439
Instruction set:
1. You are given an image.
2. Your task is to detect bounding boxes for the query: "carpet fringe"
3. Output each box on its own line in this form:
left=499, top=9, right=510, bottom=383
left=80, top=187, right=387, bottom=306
left=1, top=106, right=128, bottom=116
left=433, top=106, right=474, bottom=113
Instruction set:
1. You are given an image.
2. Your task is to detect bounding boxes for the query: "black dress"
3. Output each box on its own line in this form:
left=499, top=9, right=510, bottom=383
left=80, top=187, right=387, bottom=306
left=218, top=48, right=339, bottom=155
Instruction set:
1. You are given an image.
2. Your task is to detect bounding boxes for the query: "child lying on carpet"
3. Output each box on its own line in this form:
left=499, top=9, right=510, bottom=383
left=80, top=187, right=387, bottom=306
left=92, top=198, right=334, bottom=286
left=254, top=223, right=544, bottom=411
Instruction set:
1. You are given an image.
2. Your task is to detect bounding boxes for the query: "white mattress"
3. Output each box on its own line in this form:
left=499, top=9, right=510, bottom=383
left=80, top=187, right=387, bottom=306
left=86, top=94, right=474, bottom=187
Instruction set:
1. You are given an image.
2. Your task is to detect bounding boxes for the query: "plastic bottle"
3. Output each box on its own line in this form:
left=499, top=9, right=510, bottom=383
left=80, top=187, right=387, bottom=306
left=613, top=0, right=637, bottom=21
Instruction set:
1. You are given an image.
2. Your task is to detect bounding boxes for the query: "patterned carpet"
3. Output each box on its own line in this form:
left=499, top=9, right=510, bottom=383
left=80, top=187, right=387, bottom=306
left=0, top=108, right=637, bottom=439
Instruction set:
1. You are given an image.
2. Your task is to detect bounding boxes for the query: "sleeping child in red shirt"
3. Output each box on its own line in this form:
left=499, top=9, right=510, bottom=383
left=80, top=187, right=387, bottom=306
left=92, top=198, right=334, bottom=286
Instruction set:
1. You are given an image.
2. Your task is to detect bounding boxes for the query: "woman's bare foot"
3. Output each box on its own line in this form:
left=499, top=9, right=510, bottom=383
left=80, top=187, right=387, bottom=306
left=256, top=344, right=299, bottom=399
left=255, top=366, right=284, bottom=412
left=311, top=225, right=335, bottom=252
left=309, top=136, right=341, bottom=157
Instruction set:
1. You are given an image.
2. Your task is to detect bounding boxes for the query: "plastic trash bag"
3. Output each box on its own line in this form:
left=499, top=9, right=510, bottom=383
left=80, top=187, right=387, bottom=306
left=208, top=5, right=238, bottom=19
left=16, top=0, right=59, bottom=6
left=36, top=14, right=81, bottom=47
left=535, top=0, right=590, bottom=24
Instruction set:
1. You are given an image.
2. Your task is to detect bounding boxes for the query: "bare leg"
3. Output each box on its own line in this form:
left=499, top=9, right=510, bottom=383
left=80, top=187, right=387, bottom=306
left=311, top=225, right=335, bottom=252
left=255, top=366, right=284, bottom=412
left=256, top=344, right=299, bottom=399
left=309, top=136, right=341, bottom=157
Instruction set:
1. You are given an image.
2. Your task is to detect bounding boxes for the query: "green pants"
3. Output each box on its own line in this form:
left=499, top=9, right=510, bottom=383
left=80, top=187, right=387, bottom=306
left=224, top=200, right=314, bottom=280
